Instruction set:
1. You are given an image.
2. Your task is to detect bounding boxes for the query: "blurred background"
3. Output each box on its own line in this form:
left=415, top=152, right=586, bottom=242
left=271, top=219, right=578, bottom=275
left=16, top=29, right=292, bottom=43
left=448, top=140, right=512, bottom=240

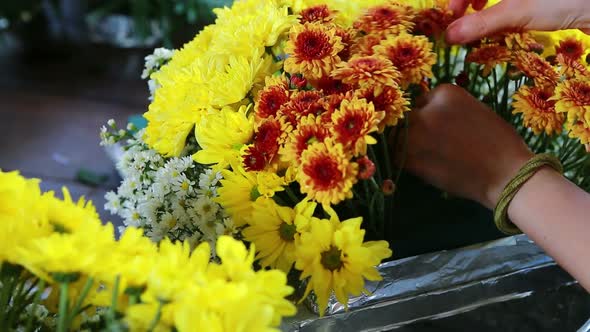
left=0, top=0, right=231, bottom=225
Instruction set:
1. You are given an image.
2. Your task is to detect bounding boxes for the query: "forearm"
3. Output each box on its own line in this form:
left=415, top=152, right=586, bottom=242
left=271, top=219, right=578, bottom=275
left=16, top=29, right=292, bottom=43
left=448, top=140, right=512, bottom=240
left=508, top=167, right=590, bottom=292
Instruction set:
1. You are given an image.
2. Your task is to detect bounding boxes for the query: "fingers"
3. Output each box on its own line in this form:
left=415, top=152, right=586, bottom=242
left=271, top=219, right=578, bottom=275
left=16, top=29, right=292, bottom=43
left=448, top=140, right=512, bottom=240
left=445, top=0, right=527, bottom=44
left=581, top=28, right=590, bottom=35
left=471, top=0, right=488, bottom=11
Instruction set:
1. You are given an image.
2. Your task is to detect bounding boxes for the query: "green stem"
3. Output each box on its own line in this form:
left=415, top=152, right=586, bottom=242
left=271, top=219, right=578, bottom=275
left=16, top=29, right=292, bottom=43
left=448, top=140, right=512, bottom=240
left=367, top=145, right=382, bottom=184
left=25, top=279, right=45, bottom=332
left=284, top=187, right=300, bottom=205
left=0, top=272, right=17, bottom=327
left=7, top=278, right=26, bottom=327
left=147, top=301, right=164, bottom=332
left=394, top=117, right=410, bottom=186
left=107, top=276, right=120, bottom=325
left=379, top=133, right=393, bottom=180
left=68, top=277, right=94, bottom=326
left=57, top=283, right=70, bottom=332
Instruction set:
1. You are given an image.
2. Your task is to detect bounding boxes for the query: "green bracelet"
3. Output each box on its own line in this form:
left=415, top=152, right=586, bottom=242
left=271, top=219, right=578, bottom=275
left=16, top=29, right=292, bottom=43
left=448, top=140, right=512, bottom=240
left=493, top=153, right=563, bottom=235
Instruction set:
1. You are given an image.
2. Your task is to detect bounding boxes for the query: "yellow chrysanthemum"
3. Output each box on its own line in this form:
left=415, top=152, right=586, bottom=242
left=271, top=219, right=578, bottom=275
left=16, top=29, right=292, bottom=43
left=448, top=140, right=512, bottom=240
left=17, top=210, right=115, bottom=281
left=373, top=33, right=436, bottom=87
left=212, top=2, right=297, bottom=56
left=284, top=22, right=344, bottom=80
left=193, top=104, right=254, bottom=170
left=553, top=79, right=590, bottom=125
left=297, top=140, right=358, bottom=205
left=332, top=97, right=384, bottom=156
left=465, top=43, right=511, bottom=77
left=512, top=86, right=565, bottom=135
left=216, top=167, right=285, bottom=227
left=295, top=210, right=391, bottom=315
left=173, top=236, right=295, bottom=331
left=0, top=171, right=50, bottom=264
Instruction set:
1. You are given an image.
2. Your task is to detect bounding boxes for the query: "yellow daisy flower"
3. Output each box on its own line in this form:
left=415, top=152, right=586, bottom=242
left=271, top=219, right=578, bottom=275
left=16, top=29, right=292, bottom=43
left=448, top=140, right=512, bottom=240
left=295, top=210, right=391, bottom=315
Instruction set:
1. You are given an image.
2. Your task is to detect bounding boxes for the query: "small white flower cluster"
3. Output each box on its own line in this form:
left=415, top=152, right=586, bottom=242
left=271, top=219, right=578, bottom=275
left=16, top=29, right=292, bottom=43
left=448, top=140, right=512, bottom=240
left=141, top=47, right=174, bottom=100
left=102, top=124, right=239, bottom=252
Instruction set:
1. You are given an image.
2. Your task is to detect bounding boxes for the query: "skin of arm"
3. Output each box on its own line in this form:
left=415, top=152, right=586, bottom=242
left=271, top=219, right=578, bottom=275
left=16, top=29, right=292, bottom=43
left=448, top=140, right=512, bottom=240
left=404, top=84, right=590, bottom=292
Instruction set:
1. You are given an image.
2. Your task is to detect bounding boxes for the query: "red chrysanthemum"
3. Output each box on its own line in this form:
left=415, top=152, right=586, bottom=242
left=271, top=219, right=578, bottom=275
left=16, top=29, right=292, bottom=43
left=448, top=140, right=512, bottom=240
left=254, top=117, right=284, bottom=159
left=465, top=43, right=511, bottom=77
left=299, top=5, right=334, bottom=24
left=356, top=156, right=376, bottom=180
left=243, top=145, right=268, bottom=172
left=556, top=37, right=585, bottom=60
left=284, top=23, right=344, bottom=80
left=279, top=90, right=325, bottom=125
left=373, top=33, right=436, bottom=87
left=331, top=55, right=400, bottom=88
left=331, top=97, right=385, bottom=156
left=353, top=3, right=414, bottom=36
left=514, top=51, right=559, bottom=87
left=298, top=140, right=358, bottom=205
left=504, top=33, right=543, bottom=52
left=512, top=86, right=564, bottom=135
left=355, top=85, right=410, bottom=130
left=255, top=85, right=290, bottom=119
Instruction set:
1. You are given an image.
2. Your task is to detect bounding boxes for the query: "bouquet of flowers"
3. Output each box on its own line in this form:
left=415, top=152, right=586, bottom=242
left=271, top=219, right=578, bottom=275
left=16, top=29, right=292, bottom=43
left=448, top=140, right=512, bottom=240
left=101, top=0, right=590, bottom=316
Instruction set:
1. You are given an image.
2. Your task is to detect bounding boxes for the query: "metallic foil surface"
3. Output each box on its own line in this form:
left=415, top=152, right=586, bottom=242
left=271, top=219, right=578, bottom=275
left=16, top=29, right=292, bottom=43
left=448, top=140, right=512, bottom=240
left=282, top=235, right=590, bottom=331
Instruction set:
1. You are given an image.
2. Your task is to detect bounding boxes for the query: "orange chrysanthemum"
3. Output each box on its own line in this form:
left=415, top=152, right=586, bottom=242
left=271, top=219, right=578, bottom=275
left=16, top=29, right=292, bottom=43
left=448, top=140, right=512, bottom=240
left=355, top=85, right=410, bottom=130
left=279, top=90, right=325, bottom=125
left=331, top=97, right=384, bottom=156
left=299, top=4, right=334, bottom=24
left=504, top=33, right=543, bottom=52
left=255, top=84, right=291, bottom=120
left=413, top=7, right=454, bottom=38
left=353, top=3, right=414, bottom=36
left=465, top=43, right=511, bottom=77
left=555, top=54, right=590, bottom=79
left=281, top=115, right=329, bottom=165
left=331, top=55, right=400, bottom=88
left=311, top=77, right=352, bottom=95
left=566, top=120, right=590, bottom=145
left=373, top=33, right=436, bottom=87
left=298, top=140, right=358, bottom=205
left=335, top=27, right=354, bottom=61
left=284, top=23, right=344, bottom=80
left=350, top=34, right=382, bottom=57
left=556, top=37, right=585, bottom=61
left=513, top=51, right=559, bottom=87
left=553, top=79, right=590, bottom=125
left=512, top=86, right=564, bottom=135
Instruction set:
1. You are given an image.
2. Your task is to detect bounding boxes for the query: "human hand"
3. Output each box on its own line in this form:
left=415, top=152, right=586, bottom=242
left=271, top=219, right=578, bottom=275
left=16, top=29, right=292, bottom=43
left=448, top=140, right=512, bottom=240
left=446, top=0, right=590, bottom=44
left=403, top=84, right=533, bottom=209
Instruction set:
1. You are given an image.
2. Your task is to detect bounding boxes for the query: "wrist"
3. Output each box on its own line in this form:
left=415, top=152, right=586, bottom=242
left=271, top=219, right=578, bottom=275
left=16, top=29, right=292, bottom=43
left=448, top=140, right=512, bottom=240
left=482, top=150, right=534, bottom=210
left=506, top=166, right=563, bottom=220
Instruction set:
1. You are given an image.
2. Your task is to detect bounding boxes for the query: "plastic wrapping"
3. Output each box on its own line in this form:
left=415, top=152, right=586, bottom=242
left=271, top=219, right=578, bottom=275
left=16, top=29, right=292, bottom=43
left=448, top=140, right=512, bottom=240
left=282, top=235, right=590, bottom=331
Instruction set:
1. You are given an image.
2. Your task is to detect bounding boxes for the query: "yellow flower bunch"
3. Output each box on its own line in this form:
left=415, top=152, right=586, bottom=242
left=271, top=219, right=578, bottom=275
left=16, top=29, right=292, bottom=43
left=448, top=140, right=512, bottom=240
left=0, top=170, right=295, bottom=331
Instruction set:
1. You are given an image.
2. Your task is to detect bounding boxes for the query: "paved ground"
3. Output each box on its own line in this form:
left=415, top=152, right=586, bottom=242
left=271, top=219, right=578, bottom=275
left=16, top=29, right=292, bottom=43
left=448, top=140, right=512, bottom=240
left=0, top=42, right=150, bottom=228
